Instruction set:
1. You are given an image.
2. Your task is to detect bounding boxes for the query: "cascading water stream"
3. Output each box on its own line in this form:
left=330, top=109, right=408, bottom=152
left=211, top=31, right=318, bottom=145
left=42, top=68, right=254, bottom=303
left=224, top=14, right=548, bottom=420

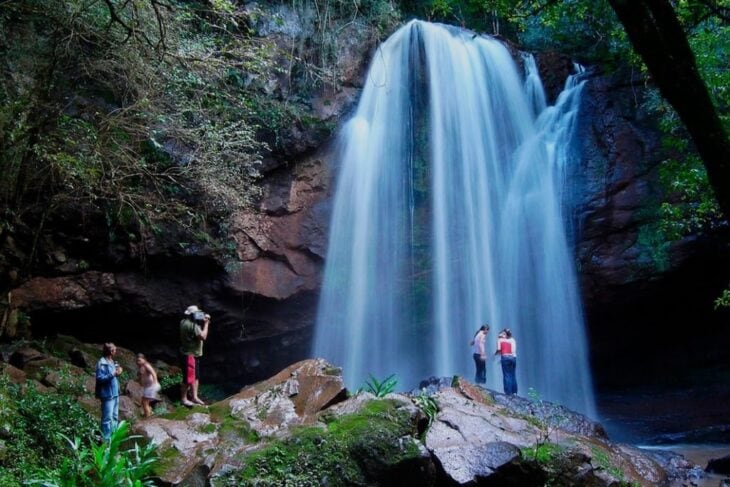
left=314, top=20, right=595, bottom=416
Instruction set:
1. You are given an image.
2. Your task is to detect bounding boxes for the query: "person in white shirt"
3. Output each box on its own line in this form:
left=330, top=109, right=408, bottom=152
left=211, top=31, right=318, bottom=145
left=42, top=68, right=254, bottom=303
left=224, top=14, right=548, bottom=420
left=470, top=324, right=489, bottom=384
left=495, top=329, right=517, bottom=395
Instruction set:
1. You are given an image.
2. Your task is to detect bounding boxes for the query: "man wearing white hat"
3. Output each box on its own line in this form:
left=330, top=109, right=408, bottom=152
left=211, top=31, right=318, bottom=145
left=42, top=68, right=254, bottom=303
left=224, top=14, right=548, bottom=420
left=179, top=305, right=210, bottom=406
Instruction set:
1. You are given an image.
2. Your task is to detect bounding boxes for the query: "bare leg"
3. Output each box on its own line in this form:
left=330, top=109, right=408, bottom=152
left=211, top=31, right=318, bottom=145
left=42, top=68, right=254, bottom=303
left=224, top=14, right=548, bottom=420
left=192, top=379, right=205, bottom=405
left=141, top=398, right=151, bottom=417
left=181, top=383, right=193, bottom=406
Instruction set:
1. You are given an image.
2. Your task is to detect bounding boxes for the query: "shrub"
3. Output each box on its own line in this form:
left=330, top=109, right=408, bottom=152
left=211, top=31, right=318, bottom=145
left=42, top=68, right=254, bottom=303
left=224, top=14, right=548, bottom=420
left=0, top=377, right=97, bottom=485
left=46, top=421, right=158, bottom=487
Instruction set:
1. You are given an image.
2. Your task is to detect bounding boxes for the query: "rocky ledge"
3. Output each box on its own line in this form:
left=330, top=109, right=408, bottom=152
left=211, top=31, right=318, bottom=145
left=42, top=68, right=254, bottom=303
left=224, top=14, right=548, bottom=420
left=0, top=339, right=705, bottom=486
left=127, top=360, right=700, bottom=486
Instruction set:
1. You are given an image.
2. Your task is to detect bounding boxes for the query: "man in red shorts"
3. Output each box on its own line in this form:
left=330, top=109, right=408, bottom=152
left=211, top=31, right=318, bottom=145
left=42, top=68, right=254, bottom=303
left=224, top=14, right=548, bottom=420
left=180, top=305, right=210, bottom=406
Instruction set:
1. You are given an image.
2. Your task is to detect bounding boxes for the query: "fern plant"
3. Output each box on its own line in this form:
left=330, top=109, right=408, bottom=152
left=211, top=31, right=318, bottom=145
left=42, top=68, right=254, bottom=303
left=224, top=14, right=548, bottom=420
left=361, top=374, right=398, bottom=397
left=40, top=421, right=157, bottom=487
left=413, top=391, right=439, bottom=428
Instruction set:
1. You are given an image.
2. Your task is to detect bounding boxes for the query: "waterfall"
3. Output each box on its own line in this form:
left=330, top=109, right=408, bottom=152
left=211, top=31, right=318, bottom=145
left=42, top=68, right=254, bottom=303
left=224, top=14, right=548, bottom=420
left=314, top=20, right=595, bottom=416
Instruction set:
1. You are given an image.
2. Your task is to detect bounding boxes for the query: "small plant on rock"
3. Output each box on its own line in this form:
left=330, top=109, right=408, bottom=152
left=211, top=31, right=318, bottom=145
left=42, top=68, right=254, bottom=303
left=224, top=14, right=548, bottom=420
left=360, top=374, right=398, bottom=397
left=413, top=391, right=439, bottom=429
left=527, top=388, right=565, bottom=460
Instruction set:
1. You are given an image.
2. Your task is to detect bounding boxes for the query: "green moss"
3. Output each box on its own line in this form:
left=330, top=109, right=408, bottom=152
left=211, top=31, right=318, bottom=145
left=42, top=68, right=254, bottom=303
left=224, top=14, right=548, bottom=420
left=213, top=399, right=420, bottom=486
left=153, top=444, right=182, bottom=476
left=218, top=418, right=260, bottom=444
left=159, top=405, right=207, bottom=421
left=590, top=445, right=631, bottom=483
left=323, top=366, right=343, bottom=376
left=204, top=400, right=259, bottom=444
left=521, top=442, right=564, bottom=464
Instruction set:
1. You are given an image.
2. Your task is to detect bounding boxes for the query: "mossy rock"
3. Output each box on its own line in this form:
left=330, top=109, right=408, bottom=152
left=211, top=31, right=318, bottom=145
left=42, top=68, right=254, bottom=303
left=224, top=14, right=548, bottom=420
left=212, top=399, right=435, bottom=486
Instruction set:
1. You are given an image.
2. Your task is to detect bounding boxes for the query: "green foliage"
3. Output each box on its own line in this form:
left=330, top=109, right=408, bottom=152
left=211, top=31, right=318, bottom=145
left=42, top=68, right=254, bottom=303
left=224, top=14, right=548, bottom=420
left=526, top=388, right=565, bottom=456
left=0, top=0, right=267, bottom=259
left=521, top=442, right=562, bottom=465
left=43, top=421, right=157, bottom=487
left=45, top=363, right=88, bottom=396
left=0, top=0, right=404, bottom=266
left=158, top=371, right=182, bottom=390
left=360, top=373, right=398, bottom=397
left=412, top=391, right=439, bottom=428
left=214, top=399, right=419, bottom=486
left=398, top=0, right=635, bottom=66
left=640, top=11, right=726, bottom=243
left=520, top=0, right=635, bottom=66
left=715, top=284, right=730, bottom=310
left=636, top=221, right=671, bottom=273
left=590, top=445, right=634, bottom=484
left=0, top=377, right=97, bottom=485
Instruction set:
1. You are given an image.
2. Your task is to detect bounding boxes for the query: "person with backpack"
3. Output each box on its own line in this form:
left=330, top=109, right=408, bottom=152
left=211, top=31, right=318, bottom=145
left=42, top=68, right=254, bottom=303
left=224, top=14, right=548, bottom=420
left=180, top=305, right=210, bottom=407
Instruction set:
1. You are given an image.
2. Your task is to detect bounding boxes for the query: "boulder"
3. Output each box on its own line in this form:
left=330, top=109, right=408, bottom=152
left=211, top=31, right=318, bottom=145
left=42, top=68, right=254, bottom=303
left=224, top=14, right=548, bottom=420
left=22, top=356, right=66, bottom=383
left=645, top=449, right=702, bottom=482
left=135, top=413, right=219, bottom=485
left=416, top=376, right=455, bottom=395
left=46, top=335, right=98, bottom=370
left=0, top=363, right=27, bottom=384
left=8, top=347, right=44, bottom=369
left=427, top=388, right=542, bottom=450
left=10, top=272, right=119, bottom=311
left=126, top=380, right=145, bottom=405
left=226, top=358, right=347, bottom=437
left=708, top=455, right=730, bottom=475
left=492, top=391, right=608, bottom=439
left=135, top=358, right=348, bottom=484
left=119, top=395, right=140, bottom=421
left=430, top=441, right=522, bottom=485
left=40, top=362, right=90, bottom=393
left=611, top=444, right=668, bottom=485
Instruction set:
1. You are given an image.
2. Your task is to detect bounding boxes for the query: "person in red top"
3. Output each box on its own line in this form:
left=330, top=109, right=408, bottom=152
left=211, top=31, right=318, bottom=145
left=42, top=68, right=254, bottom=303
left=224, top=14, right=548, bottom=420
left=495, top=329, right=517, bottom=395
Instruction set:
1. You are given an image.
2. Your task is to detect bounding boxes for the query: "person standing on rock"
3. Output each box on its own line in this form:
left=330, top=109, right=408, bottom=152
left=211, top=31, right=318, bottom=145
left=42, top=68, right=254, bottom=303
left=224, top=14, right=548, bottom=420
left=180, top=305, right=210, bottom=407
left=495, top=329, right=517, bottom=395
left=470, top=325, right=489, bottom=384
left=136, top=353, right=160, bottom=417
left=95, top=342, right=123, bottom=440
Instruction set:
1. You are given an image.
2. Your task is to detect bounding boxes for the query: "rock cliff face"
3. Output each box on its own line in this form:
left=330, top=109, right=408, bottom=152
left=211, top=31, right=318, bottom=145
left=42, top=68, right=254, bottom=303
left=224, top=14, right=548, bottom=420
left=0, top=1, right=368, bottom=386
left=2, top=149, right=334, bottom=385
left=571, top=68, right=730, bottom=389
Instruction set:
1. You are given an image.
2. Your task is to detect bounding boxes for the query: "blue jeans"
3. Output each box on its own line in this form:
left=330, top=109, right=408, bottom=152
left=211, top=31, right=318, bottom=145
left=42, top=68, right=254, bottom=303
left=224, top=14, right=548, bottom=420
left=473, top=353, right=486, bottom=384
left=501, top=356, right=517, bottom=395
left=100, top=396, right=119, bottom=440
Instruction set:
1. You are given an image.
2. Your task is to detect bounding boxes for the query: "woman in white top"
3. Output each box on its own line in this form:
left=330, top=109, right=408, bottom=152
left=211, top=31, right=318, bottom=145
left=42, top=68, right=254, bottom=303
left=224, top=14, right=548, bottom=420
left=470, top=324, right=489, bottom=384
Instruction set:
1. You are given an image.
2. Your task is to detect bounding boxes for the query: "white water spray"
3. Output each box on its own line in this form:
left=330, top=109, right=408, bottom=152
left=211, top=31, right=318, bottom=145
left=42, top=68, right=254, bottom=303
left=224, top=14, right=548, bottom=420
left=314, top=20, right=595, bottom=416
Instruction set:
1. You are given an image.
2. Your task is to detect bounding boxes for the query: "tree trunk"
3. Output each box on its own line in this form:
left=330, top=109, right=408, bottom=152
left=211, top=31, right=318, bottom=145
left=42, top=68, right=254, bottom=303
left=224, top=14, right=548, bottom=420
left=608, top=0, right=730, bottom=217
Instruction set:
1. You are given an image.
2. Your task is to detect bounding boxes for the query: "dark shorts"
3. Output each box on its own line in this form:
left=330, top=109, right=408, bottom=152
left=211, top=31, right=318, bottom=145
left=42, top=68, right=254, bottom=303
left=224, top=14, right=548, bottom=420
left=180, top=355, right=200, bottom=385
